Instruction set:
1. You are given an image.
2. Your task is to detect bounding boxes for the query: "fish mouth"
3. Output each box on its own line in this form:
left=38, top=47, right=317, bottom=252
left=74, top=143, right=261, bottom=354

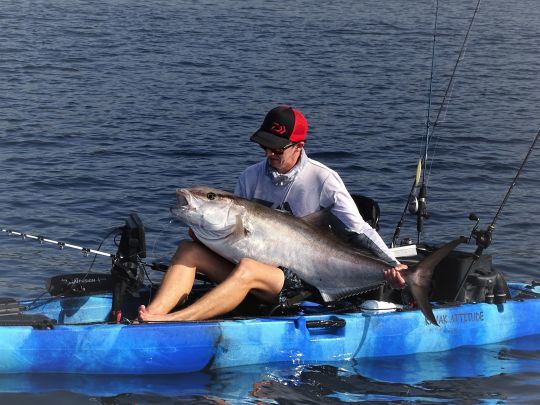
left=176, top=189, right=189, bottom=207
left=170, top=189, right=192, bottom=216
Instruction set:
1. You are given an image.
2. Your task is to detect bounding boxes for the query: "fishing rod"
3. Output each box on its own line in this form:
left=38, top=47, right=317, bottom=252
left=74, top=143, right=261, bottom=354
left=391, top=159, right=421, bottom=248
left=454, top=127, right=540, bottom=300
left=415, top=0, right=442, bottom=244
left=392, top=0, right=440, bottom=248
left=2, top=215, right=155, bottom=323
left=392, top=0, right=483, bottom=247
left=0, top=226, right=167, bottom=272
left=1, top=228, right=115, bottom=258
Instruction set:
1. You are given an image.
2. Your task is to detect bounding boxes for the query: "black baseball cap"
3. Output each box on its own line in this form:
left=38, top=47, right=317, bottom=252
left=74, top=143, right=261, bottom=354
left=250, top=106, right=308, bottom=149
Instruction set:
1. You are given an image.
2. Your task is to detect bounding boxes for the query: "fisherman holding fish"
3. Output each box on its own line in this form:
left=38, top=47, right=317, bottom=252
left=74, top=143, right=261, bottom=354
left=139, top=106, right=407, bottom=322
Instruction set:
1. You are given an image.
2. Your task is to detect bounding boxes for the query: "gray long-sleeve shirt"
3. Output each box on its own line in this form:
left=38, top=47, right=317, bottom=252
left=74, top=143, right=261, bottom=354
left=234, top=150, right=399, bottom=265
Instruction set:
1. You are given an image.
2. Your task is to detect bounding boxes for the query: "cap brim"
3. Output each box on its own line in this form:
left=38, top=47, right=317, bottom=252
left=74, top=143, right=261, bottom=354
left=250, top=130, right=290, bottom=149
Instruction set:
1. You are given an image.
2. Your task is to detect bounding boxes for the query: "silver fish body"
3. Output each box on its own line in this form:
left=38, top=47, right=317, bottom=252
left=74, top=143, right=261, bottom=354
left=171, top=186, right=465, bottom=325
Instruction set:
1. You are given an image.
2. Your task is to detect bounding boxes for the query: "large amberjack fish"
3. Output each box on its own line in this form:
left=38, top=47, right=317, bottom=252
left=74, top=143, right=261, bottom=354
left=171, top=186, right=465, bottom=325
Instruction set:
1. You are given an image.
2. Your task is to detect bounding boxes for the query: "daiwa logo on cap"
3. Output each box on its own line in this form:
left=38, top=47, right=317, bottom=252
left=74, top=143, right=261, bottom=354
left=270, top=122, right=287, bottom=135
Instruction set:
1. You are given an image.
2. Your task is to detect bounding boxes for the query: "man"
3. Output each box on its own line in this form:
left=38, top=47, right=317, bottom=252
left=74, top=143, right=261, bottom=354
left=139, top=106, right=405, bottom=322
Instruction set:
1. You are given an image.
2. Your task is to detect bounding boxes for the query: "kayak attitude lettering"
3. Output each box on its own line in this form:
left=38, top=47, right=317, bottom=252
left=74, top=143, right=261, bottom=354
left=426, top=311, right=485, bottom=326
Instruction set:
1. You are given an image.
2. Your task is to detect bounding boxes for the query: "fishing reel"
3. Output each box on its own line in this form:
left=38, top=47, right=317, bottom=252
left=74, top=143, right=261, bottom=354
left=407, top=195, right=419, bottom=215
left=468, top=213, right=493, bottom=250
left=408, top=184, right=429, bottom=234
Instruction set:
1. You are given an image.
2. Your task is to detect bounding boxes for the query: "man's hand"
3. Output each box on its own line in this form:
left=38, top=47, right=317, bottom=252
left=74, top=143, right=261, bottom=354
left=383, top=263, right=408, bottom=289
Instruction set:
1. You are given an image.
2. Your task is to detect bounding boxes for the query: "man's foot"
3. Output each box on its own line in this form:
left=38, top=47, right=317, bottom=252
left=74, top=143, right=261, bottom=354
left=138, top=305, right=174, bottom=322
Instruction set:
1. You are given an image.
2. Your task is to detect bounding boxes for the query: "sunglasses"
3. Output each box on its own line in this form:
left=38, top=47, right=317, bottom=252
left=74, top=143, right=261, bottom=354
left=260, top=142, right=298, bottom=155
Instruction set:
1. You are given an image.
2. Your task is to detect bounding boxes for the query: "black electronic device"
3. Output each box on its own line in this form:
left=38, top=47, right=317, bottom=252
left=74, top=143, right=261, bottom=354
left=111, top=213, right=146, bottom=323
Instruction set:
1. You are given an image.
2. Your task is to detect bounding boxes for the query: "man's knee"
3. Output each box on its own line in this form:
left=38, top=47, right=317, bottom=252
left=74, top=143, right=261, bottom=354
left=233, top=258, right=282, bottom=287
left=231, top=258, right=259, bottom=284
left=231, top=258, right=285, bottom=299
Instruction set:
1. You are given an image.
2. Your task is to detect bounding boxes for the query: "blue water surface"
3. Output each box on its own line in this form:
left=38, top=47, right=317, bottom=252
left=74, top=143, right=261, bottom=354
left=1, top=0, right=539, bottom=403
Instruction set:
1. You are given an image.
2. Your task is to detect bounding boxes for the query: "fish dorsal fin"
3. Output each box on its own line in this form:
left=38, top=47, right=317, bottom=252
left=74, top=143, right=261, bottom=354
left=300, top=207, right=332, bottom=230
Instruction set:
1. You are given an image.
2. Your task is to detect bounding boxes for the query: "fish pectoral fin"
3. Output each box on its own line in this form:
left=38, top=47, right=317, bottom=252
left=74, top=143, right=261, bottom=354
left=406, top=236, right=467, bottom=326
left=230, top=214, right=249, bottom=241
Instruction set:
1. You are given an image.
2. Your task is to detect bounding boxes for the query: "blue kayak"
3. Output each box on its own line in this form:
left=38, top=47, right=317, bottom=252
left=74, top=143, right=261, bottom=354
left=0, top=282, right=539, bottom=374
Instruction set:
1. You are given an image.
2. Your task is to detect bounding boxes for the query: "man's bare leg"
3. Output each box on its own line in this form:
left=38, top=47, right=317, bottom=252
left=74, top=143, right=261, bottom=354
left=139, top=258, right=285, bottom=322
left=140, top=240, right=235, bottom=316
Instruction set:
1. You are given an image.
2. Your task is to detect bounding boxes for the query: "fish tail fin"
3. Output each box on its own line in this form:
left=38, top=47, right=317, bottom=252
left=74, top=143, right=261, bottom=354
left=406, top=237, right=467, bottom=326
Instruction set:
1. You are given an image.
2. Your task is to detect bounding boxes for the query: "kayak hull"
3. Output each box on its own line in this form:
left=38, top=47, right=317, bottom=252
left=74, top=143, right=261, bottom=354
left=1, top=283, right=539, bottom=374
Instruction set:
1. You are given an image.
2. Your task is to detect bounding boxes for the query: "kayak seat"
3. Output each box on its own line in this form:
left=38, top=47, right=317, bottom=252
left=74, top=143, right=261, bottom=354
left=351, top=194, right=380, bottom=231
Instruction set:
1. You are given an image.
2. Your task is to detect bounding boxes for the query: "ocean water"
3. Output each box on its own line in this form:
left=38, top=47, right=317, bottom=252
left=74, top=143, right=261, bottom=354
left=1, top=0, right=539, bottom=403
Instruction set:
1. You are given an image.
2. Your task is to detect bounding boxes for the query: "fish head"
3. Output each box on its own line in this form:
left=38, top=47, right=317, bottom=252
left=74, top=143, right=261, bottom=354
left=171, top=187, right=246, bottom=240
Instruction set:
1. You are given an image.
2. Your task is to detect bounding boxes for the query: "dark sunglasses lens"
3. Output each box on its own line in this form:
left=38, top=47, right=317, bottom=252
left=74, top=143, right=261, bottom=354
left=260, top=145, right=282, bottom=154
left=259, top=143, right=296, bottom=154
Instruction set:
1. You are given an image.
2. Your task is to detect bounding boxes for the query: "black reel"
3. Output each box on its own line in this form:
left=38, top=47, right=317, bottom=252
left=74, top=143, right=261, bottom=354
left=111, top=214, right=146, bottom=323
left=468, top=213, right=493, bottom=251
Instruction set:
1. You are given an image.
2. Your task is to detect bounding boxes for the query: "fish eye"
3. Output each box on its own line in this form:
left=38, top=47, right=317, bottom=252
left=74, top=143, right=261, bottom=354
left=207, top=192, right=217, bottom=200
